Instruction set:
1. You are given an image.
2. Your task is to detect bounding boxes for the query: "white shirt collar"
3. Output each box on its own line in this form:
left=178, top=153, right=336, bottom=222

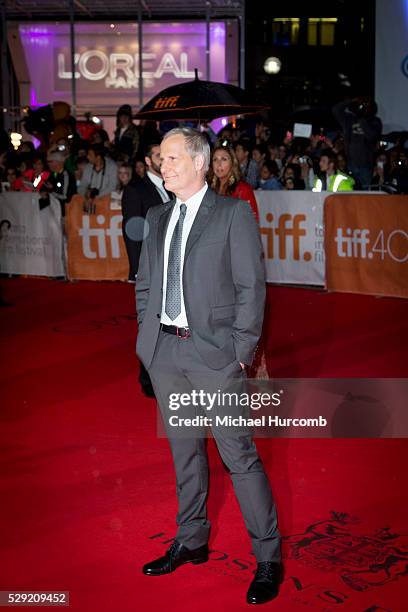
left=147, top=170, right=164, bottom=190
left=147, top=170, right=168, bottom=202
left=176, top=182, right=208, bottom=209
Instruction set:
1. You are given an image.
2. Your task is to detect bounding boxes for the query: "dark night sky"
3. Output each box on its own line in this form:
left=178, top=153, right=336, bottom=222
left=245, top=0, right=376, bottom=118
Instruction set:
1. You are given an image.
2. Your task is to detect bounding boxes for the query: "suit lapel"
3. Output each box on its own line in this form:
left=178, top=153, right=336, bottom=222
left=156, top=199, right=175, bottom=275
left=142, top=174, right=173, bottom=204
left=184, top=188, right=217, bottom=260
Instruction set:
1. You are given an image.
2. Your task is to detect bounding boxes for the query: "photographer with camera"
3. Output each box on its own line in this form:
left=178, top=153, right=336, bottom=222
left=38, top=150, right=76, bottom=215
left=332, top=97, right=382, bottom=189
left=78, top=144, right=118, bottom=208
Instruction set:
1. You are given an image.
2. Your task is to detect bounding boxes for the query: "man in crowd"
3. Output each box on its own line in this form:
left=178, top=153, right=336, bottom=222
left=39, top=150, right=76, bottom=215
left=122, top=141, right=171, bottom=398
left=136, top=128, right=281, bottom=605
left=78, top=144, right=118, bottom=199
left=313, top=150, right=355, bottom=192
left=234, top=140, right=259, bottom=188
left=113, top=104, right=140, bottom=161
left=333, top=97, right=382, bottom=189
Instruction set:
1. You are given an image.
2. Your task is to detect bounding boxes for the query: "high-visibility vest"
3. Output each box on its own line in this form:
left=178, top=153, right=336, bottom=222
left=312, top=172, right=355, bottom=192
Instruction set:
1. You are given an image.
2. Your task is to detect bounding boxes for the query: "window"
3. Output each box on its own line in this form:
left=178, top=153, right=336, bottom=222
left=308, top=18, right=337, bottom=46
left=272, top=18, right=300, bottom=46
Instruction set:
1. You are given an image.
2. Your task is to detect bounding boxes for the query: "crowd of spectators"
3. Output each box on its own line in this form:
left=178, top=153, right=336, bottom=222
left=1, top=98, right=408, bottom=209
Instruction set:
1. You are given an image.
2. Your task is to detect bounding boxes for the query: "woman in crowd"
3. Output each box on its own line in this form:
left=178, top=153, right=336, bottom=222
left=209, top=142, right=268, bottom=376
left=134, top=156, right=147, bottom=180
left=13, top=154, right=50, bottom=192
left=110, top=163, right=133, bottom=209
left=208, top=143, right=259, bottom=222
left=4, top=167, right=19, bottom=190
left=281, top=163, right=306, bottom=190
left=117, top=163, right=133, bottom=192
left=258, top=160, right=283, bottom=191
left=371, top=151, right=389, bottom=187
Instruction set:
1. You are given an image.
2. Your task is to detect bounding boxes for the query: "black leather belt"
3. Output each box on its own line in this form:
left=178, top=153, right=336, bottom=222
left=160, top=323, right=191, bottom=338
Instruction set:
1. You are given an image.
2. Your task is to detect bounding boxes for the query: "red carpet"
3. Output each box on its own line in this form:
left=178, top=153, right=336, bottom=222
left=0, top=278, right=407, bottom=611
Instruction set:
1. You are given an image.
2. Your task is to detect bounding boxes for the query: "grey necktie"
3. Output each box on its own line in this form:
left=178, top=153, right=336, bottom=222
left=165, top=203, right=187, bottom=320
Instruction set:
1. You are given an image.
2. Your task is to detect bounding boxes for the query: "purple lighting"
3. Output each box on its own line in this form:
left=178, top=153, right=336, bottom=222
left=18, top=21, right=229, bottom=109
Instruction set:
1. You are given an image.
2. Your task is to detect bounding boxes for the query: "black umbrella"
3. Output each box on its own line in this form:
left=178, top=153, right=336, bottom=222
left=134, top=71, right=269, bottom=122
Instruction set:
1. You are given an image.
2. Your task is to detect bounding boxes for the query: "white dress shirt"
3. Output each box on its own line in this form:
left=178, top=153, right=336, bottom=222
left=160, top=182, right=208, bottom=327
left=147, top=171, right=169, bottom=203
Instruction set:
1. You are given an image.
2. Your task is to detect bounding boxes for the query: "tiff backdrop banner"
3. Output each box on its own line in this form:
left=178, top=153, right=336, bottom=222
left=324, top=194, right=408, bottom=299
left=0, top=192, right=64, bottom=277
left=65, top=195, right=128, bottom=281
left=375, top=0, right=408, bottom=131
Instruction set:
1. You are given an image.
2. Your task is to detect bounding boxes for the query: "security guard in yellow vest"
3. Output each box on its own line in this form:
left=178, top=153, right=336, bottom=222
left=312, top=150, right=355, bottom=192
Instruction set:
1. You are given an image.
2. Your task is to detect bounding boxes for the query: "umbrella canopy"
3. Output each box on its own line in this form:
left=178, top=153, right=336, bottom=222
left=134, top=72, right=269, bottom=122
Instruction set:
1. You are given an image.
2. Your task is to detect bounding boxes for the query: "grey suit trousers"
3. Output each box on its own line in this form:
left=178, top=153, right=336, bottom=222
left=147, top=329, right=281, bottom=563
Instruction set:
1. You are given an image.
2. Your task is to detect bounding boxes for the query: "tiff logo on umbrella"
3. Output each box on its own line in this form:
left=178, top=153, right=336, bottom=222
left=79, top=214, right=122, bottom=259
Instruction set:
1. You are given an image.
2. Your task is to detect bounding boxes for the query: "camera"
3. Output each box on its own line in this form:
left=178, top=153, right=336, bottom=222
left=89, top=188, right=99, bottom=199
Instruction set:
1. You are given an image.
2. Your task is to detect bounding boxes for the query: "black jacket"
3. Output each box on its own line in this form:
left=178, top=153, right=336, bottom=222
left=121, top=175, right=171, bottom=279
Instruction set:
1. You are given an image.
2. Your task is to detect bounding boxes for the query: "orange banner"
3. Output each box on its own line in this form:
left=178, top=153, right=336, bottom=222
left=65, top=195, right=128, bottom=281
left=324, top=194, right=408, bottom=299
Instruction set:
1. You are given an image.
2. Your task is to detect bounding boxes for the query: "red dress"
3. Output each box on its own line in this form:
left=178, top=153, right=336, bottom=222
left=231, top=180, right=259, bottom=222
left=13, top=170, right=50, bottom=192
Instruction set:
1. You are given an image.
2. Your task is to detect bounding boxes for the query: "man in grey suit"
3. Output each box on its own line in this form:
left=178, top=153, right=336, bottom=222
left=136, top=128, right=281, bottom=604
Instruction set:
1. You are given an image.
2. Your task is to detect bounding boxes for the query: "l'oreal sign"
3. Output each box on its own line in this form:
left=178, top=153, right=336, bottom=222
left=56, top=50, right=198, bottom=90
left=18, top=22, right=228, bottom=106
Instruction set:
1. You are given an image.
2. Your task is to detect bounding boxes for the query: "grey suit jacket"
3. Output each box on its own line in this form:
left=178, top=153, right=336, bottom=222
left=135, top=187, right=265, bottom=370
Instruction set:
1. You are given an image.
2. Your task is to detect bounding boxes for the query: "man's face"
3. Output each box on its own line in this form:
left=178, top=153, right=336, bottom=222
left=235, top=145, right=247, bottom=163
left=145, top=145, right=162, bottom=176
left=119, top=113, right=130, bottom=127
left=7, top=168, right=17, bottom=183
left=319, top=156, right=330, bottom=172
left=87, top=150, right=96, bottom=165
left=160, top=135, right=204, bottom=199
left=48, top=159, right=62, bottom=173
left=33, top=159, right=44, bottom=175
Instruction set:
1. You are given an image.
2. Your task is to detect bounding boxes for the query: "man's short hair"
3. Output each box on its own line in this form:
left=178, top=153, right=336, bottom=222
left=145, top=141, right=162, bottom=158
left=234, top=139, right=251, bottom=153
left=88, top=144, right=106, bottom=159
left=320, top=149, right=336, bottom=164
left=162, top=127, right=210, bottom=172
left=47, top=150, right=65, bottom=163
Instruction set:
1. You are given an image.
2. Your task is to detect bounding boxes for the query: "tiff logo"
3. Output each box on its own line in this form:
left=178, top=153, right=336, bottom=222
left=335, top=228, right=370, bottom=258
left=79, top=214, right=122, bottom=259
left=260, top=213, right=311, bottom=261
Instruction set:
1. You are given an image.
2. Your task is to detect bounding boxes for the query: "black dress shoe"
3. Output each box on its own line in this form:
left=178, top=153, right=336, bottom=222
left=142, top=539, right=209, bottom=576
left=246, top=561, right=282, bottom=604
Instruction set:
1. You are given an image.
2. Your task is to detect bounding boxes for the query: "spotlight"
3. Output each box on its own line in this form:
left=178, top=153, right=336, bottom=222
left=91, top=116, right=101, bottom=124
left=263, top=57, right=282, bottom=75
left=10, top=132, right=23, bottom=150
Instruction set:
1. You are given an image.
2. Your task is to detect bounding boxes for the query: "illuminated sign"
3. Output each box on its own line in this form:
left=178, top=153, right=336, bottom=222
left=19, top=22, right=228, bottom=107
left=57, top=50, right=197, bottom=89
